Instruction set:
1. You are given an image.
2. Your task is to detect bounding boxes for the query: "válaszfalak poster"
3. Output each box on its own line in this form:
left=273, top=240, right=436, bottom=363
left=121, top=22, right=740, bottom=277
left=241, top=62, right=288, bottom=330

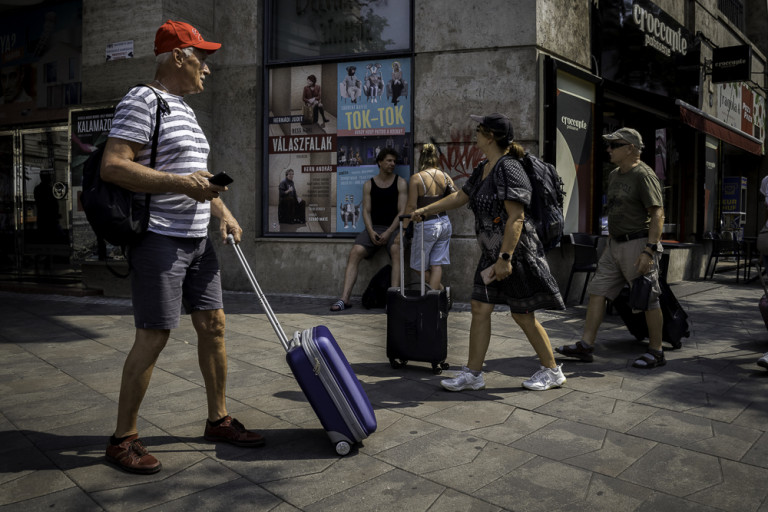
left=266, top=58, right=411, bottom=235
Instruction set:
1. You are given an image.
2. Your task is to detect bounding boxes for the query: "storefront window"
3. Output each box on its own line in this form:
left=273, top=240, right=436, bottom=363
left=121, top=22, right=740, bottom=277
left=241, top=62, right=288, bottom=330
left=265, top=1, right=414, bottom=237
left=267, top=0, right=412, bottom=63
left=265, top=59, right=412, bottom=236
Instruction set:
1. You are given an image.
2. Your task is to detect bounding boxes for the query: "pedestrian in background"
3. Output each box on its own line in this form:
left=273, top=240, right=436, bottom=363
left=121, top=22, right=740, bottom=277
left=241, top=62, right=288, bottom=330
left=402, top=142, right=456, bottom=293
left=556, top=127, right=666, bottom=369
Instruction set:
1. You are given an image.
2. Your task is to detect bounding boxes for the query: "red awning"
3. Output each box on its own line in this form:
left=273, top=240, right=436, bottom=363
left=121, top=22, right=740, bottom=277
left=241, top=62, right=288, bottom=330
left=677, top=100, right=763, bottom=155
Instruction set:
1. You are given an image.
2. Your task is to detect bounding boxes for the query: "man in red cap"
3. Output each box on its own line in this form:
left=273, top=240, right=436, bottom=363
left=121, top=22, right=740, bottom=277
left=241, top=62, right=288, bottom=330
left=101, top=20, right=263, bottom=475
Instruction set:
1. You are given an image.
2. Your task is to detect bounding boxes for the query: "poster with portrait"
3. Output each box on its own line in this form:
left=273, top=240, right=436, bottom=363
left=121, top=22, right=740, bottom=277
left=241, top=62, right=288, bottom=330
left=265, top=58, right=412, bottom=236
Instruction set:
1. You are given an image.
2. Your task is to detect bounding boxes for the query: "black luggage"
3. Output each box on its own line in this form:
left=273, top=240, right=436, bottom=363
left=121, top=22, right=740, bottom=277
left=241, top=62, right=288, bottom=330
left=386, top=215, right=450, bottom=374
left=229, top=236, right=377, bottom=455
left=362, top=264, right=392, bottom=309
left=611, top=276, right=689, bottom=350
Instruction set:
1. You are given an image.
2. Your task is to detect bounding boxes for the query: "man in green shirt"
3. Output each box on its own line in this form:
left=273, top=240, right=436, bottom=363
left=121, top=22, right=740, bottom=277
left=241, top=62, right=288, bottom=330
left=556, top=128, right=667, bottom=369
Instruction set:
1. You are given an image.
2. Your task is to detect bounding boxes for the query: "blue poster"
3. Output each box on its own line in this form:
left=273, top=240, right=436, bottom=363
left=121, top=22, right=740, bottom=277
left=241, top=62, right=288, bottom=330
left=337, top=59, right=411, bottom=136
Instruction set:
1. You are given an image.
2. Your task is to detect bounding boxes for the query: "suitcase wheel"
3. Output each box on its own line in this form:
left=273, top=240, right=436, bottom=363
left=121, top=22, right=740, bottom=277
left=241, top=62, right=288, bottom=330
left=431, top=362, right=450, bottom=375
left=389, top=358, right=407, bottom=369
left=336, top=441, right=351, bottom=456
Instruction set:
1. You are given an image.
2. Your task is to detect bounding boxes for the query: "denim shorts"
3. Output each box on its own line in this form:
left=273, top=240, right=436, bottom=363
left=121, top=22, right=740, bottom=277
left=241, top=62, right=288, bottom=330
left=128, top=232, right=223, bottom=329
left=410, top=216, right=451, bottom=270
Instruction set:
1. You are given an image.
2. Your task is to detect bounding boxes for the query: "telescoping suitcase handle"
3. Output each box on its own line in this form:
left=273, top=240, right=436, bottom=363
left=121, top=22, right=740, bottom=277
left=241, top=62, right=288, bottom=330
left=228, top=234, right=291, bottom=352
left=398, top=214, right=425, bottom=298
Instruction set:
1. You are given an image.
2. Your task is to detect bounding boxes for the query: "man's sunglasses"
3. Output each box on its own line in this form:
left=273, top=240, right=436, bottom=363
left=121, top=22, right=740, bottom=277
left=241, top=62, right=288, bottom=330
left=607, top=142, right=630, bottom=150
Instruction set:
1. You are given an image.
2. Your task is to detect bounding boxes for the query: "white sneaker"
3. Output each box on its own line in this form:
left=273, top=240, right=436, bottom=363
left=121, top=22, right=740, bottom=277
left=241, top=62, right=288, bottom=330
left=441, top=366, right=485, bottom=391
left=758, top=353, right=768, bottom=369
left=522, top=364, right=566, bottom=391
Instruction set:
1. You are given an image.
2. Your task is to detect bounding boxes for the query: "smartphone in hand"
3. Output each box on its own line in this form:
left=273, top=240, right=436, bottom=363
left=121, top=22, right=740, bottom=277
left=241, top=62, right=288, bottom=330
left=209, top=172, right=234, bottom=186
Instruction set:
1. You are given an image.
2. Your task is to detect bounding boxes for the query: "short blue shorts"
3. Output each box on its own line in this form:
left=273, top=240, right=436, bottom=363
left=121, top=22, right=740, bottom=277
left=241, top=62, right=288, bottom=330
left=410, top=216, right=451, bottom=270
left=128, top=232, right=223, bottom=329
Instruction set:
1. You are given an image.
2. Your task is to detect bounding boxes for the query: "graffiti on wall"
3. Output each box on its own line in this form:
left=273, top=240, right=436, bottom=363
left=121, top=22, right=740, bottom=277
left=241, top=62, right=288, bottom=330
left=433, top=127, right=485, bottom=183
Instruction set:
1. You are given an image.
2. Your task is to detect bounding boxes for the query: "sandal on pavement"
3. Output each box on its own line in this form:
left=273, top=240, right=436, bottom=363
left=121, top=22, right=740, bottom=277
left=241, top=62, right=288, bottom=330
left=330, top=300, right=351, bottom=312
left=632, top=349, right=666, bottom=369
left=555, top=341, right=594, bottom=362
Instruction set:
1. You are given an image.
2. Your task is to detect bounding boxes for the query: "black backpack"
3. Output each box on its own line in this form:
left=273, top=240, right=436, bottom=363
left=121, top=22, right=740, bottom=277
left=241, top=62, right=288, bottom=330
left=81, top=85, right=168, bottom=247
left=518, top=153, right=565, bottom=251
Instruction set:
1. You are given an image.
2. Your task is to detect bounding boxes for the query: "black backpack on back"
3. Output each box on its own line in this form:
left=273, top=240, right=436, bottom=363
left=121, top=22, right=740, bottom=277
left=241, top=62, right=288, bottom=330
left=519, top=153, right=566, bottom=251
left=80, top=85, right=168, bottom=247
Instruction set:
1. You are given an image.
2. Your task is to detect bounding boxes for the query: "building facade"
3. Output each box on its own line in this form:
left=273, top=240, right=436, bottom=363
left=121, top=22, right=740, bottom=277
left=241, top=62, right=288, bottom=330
left=0, top=0, right=765, bottom=300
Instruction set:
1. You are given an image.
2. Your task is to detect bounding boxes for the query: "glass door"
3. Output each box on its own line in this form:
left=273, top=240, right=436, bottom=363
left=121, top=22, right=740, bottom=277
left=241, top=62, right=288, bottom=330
left=0, top=126, right=74, bottom=281
left=0, top=132, right=18, bottom=274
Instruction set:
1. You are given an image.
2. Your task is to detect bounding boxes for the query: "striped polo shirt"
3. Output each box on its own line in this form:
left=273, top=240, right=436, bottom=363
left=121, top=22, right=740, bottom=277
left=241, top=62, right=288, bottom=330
left=109, top=86, right=211, bottom=238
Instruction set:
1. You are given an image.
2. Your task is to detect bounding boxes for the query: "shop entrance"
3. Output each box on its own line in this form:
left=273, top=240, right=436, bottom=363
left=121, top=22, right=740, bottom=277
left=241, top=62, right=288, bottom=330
left=0, top=126, right=76, bottom=283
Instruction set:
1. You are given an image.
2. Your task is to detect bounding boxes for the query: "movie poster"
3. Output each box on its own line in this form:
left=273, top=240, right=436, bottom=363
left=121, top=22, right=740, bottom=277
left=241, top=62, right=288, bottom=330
left=266, top=58, right=412, bottom=236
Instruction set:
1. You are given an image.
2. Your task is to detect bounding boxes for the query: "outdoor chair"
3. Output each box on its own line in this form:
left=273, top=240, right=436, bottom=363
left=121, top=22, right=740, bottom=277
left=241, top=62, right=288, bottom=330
left=705, top=233, right=741, bottom=282
left=564, top=233, right=600, bottom=304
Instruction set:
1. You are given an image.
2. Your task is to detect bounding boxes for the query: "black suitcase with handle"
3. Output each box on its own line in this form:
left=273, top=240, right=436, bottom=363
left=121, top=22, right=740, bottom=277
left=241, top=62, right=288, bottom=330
left=386, top=215, right=450, bottom=374
left=611, top=277, right=689, bottom=350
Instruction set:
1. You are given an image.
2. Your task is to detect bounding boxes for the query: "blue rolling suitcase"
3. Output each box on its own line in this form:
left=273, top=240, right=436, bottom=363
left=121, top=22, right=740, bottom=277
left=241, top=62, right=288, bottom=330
left=230, top=237, right=377, bottom=455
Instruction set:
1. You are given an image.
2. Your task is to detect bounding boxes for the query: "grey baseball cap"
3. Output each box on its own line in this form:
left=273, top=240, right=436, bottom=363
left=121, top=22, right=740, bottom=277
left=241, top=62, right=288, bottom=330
left=603, top=127, right=644, bottom=148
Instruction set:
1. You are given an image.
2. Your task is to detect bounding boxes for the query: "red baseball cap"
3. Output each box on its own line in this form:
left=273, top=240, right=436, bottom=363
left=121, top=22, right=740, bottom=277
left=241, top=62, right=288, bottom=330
left=154, top=20, right=221, bottom=56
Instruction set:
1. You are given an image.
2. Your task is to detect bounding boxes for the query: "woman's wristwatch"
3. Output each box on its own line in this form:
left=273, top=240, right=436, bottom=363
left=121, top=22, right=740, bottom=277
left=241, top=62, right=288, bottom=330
left=499, top=252, right=512, bottom=262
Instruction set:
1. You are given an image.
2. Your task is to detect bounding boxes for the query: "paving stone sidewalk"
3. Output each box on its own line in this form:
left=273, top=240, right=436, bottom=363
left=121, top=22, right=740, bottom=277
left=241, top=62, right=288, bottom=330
left=1, top=277, right=767, bottom=511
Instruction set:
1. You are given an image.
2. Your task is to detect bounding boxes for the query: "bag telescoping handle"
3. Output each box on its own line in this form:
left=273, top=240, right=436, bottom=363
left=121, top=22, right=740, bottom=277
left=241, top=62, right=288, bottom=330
left=398, top=214, right=426, bottom=297
left=227, top=234, right=291, bottom=352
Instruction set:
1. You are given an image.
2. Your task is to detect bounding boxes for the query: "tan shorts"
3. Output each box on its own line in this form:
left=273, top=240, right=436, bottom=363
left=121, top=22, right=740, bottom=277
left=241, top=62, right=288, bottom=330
left=587, top=237, right=661, bottom=308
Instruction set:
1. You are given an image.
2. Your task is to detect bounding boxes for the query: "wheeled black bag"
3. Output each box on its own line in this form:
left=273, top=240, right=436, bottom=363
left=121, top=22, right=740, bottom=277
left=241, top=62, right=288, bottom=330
left=611, top=277, right=689, bottom=349
left=386, top=215, right=450, bottom=374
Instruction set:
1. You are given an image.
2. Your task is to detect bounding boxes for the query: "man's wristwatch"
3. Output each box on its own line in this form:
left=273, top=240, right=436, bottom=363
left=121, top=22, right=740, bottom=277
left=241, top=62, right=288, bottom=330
left=499, top=252, right=512, bottom=262
left=646, top=241, right=663, bottom=253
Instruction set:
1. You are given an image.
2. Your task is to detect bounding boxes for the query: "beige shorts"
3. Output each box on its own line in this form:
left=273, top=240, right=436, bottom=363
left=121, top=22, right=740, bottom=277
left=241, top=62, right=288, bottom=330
left=587, top=237, right=661, bottom=308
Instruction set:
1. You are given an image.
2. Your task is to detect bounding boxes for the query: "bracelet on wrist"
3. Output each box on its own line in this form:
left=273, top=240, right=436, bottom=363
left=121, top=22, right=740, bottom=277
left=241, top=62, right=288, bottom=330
left=643, top=250, right=654, bottom=258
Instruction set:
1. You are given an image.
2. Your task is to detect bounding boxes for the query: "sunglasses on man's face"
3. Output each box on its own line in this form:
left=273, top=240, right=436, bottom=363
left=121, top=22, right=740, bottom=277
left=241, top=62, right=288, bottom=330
left=607, top=142, right=630, bottom=150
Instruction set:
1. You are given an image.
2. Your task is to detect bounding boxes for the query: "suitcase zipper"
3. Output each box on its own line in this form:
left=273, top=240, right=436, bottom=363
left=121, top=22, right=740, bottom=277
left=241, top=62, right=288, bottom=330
left=301, top=328, right=366, bottom=442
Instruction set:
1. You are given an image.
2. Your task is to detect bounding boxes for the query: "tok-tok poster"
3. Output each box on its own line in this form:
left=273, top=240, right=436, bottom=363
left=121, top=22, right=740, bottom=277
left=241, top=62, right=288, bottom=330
left=335, top=58, right=411, bottom=233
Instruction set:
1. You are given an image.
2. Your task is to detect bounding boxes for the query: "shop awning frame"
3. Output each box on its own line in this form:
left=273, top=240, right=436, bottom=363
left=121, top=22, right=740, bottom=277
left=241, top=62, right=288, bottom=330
left=676, top=99, right=763, bottom=155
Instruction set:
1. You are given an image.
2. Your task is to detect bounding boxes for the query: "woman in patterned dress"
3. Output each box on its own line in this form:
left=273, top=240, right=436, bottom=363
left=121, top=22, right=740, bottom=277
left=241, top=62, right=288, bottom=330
left=411, top=113, right=566, bottom=391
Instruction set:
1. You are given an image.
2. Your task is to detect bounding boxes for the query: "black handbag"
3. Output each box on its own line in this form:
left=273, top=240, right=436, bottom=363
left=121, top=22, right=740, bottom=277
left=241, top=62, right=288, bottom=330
left=81, top=85, right=168, bottom=247
left=629, top=272, right=655, bottom=311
